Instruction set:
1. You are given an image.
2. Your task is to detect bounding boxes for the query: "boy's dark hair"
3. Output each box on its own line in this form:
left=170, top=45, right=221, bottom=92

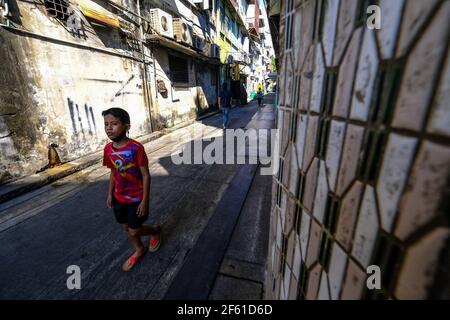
left=102, top=108, right=130, bottom=125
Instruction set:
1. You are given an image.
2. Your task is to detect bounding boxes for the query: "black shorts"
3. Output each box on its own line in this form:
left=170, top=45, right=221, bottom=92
left=112, top=197, right=148, bottom=229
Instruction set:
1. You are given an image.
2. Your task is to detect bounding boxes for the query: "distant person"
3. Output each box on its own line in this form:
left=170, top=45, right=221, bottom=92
left=257, top=87, right=264, bottom=107
left=218, top=82, right=232, bottom=129
left=102, top=107, right=161, bottom=272
left=231, top=80, right=241, bottom=108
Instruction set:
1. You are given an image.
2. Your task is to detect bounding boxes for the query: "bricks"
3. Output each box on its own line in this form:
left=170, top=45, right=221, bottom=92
left=376, top=134, right=418, bottom=232
left=335, top=181, right=364, bottom=251
left=395, top=142, right=450, bottom=240
left=341, top=259, right=366, bottom=300
left=352, top=186, right=379, bottom=268
left=392, top=2, right=450, bottom=131
left=395, top=228, right=450, bottom=299
left=268, top=0, right=450, bottom=300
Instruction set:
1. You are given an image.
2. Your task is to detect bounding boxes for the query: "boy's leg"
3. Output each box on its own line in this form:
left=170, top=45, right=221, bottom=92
left=121, top=202, right=147, bottom=271
left=140, top=224, right=162, bottom=252
left=122, top=227, right=146, bottom=271
left=126, top=228, right=146, bottom=253
left=115, top=203, right=144, bottom=255
left=138, top=224, right=161, bottom=236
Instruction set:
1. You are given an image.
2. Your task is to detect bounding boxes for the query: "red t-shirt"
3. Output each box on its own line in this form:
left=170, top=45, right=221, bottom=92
left=103, top=139, right=149, bottom=203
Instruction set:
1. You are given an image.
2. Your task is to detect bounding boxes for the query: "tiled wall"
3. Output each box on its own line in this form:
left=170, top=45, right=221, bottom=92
left=265, top=0, right=450, bottom=300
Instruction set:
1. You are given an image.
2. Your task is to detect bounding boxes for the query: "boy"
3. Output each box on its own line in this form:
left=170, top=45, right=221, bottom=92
left=218, top=82, right=232, bottom=129
left=102, top=107, right=161, bottom=272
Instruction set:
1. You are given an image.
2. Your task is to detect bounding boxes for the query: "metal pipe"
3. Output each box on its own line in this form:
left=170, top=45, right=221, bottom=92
left=136, top=0, right=154, bottom=132
left=0, top=24, right=144, bottom=63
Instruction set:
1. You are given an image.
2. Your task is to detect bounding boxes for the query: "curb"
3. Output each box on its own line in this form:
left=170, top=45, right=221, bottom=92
left=0, top=110, right=222, bottom=205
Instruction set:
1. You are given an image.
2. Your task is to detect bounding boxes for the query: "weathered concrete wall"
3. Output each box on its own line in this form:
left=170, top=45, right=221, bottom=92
left=266, top=0, right=450, bottom=300
left=148, top=47, right=218, bottom=128
left=195, top=62, right=218, bottom=112
left=0, top=1, right=151, bottom=183
left=149, top=47, right=197, bottom=128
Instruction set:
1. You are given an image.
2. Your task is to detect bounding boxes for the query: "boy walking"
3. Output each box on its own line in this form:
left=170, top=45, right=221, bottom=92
left=102, top=108, right=161, bottom=272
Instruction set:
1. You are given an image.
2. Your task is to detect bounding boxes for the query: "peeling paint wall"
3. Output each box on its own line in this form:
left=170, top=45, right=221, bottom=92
left=149, top=47, right=198, bottom=128
left=0, top=1, right=151, bottom=184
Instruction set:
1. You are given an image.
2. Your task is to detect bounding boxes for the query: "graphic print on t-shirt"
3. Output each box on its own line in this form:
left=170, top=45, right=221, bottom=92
left=103, top=140, right=148, bottom=203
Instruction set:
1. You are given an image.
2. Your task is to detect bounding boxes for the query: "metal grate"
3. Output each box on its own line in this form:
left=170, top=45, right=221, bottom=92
left=169, top=55, right=189, bottom=84
left=44, top=0, right=70, bottom=21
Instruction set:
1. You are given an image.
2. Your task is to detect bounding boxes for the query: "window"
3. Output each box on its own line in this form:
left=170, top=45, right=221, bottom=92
left=220, top=5, right=225, bottom=31
left=226, top=15, right=232, bottom=33
left=259, top=18, right=265, bottom=27
left=285, top=0, right=294, bottom=50
left=169, top=55, right=189, bottom=85
left=44, top=0, right=71, bottom=21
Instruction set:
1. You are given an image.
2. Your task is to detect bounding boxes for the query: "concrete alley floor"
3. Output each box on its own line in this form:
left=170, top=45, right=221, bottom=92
left=0, top=95, right=276, bottom=299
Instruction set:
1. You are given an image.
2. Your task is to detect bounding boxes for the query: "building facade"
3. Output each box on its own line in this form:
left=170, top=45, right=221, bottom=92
left=265, top=0, right=450, bottom=300
left=0, top=0, right=275, bottom=184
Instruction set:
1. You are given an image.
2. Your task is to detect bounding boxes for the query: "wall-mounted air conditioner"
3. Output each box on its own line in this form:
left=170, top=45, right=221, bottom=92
left=193, top=35, right=205, bottom=51
left=149, top=8, right=174, bottom=39
left=192, top=0, right=210, bottom=10
left=202, top=40, right=211, bottom=57
left=173, top=18, right=193, bottom=46
left=211, top=44, right=220, bottom=58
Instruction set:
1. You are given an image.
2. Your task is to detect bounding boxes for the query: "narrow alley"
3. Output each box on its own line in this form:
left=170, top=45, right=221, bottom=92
left=0, top=95, right=275, bottom=299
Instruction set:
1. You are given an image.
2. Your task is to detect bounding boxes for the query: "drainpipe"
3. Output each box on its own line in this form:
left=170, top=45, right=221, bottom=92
left=136, top=0, right=154, bottom=133
left=151, top=47, right=158, bottom=101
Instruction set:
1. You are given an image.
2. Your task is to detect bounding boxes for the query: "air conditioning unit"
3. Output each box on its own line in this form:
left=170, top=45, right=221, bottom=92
left=149, top=8, right=174, bottom=39
left=173, top=18, right=193, bottom=46
left=211, top=44, right=220, bottom=58
left=202, top=40, right=211, bottom=56
left=192, top=0, right=210, bottom=10
left=193, top=35, right=205, bottom=51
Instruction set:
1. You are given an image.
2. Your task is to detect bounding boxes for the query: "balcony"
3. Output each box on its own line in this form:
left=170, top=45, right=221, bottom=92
left=230, top=51, right=251, bottom=65
left=246, top=1, right=260, bottom=40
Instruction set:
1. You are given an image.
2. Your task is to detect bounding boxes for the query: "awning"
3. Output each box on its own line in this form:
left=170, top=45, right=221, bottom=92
left=72, top=0, right=120, bottom=28
left=248, top=27, right=259, bottom=40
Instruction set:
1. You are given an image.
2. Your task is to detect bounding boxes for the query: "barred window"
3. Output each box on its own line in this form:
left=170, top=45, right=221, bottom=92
left=169, top=55, right=189, bottom=85
left=285, top=0, right=294, bottom=50
left=44, top=0, right=71, bottom=21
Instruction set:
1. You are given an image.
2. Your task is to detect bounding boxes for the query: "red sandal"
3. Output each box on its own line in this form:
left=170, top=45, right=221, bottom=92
left=122, top=251, right=146, bottom=272
left=149, top=225, right=162, bottom=252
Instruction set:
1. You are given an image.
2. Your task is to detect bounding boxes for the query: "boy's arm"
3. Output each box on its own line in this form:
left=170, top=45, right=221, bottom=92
left=137, top=166, right=151, bottom=217
left=106, top=169, right=114, bottom=208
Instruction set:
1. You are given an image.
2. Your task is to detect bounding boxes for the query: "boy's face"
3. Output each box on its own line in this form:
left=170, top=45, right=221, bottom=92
left=104, top=114, right=129, bottom=141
